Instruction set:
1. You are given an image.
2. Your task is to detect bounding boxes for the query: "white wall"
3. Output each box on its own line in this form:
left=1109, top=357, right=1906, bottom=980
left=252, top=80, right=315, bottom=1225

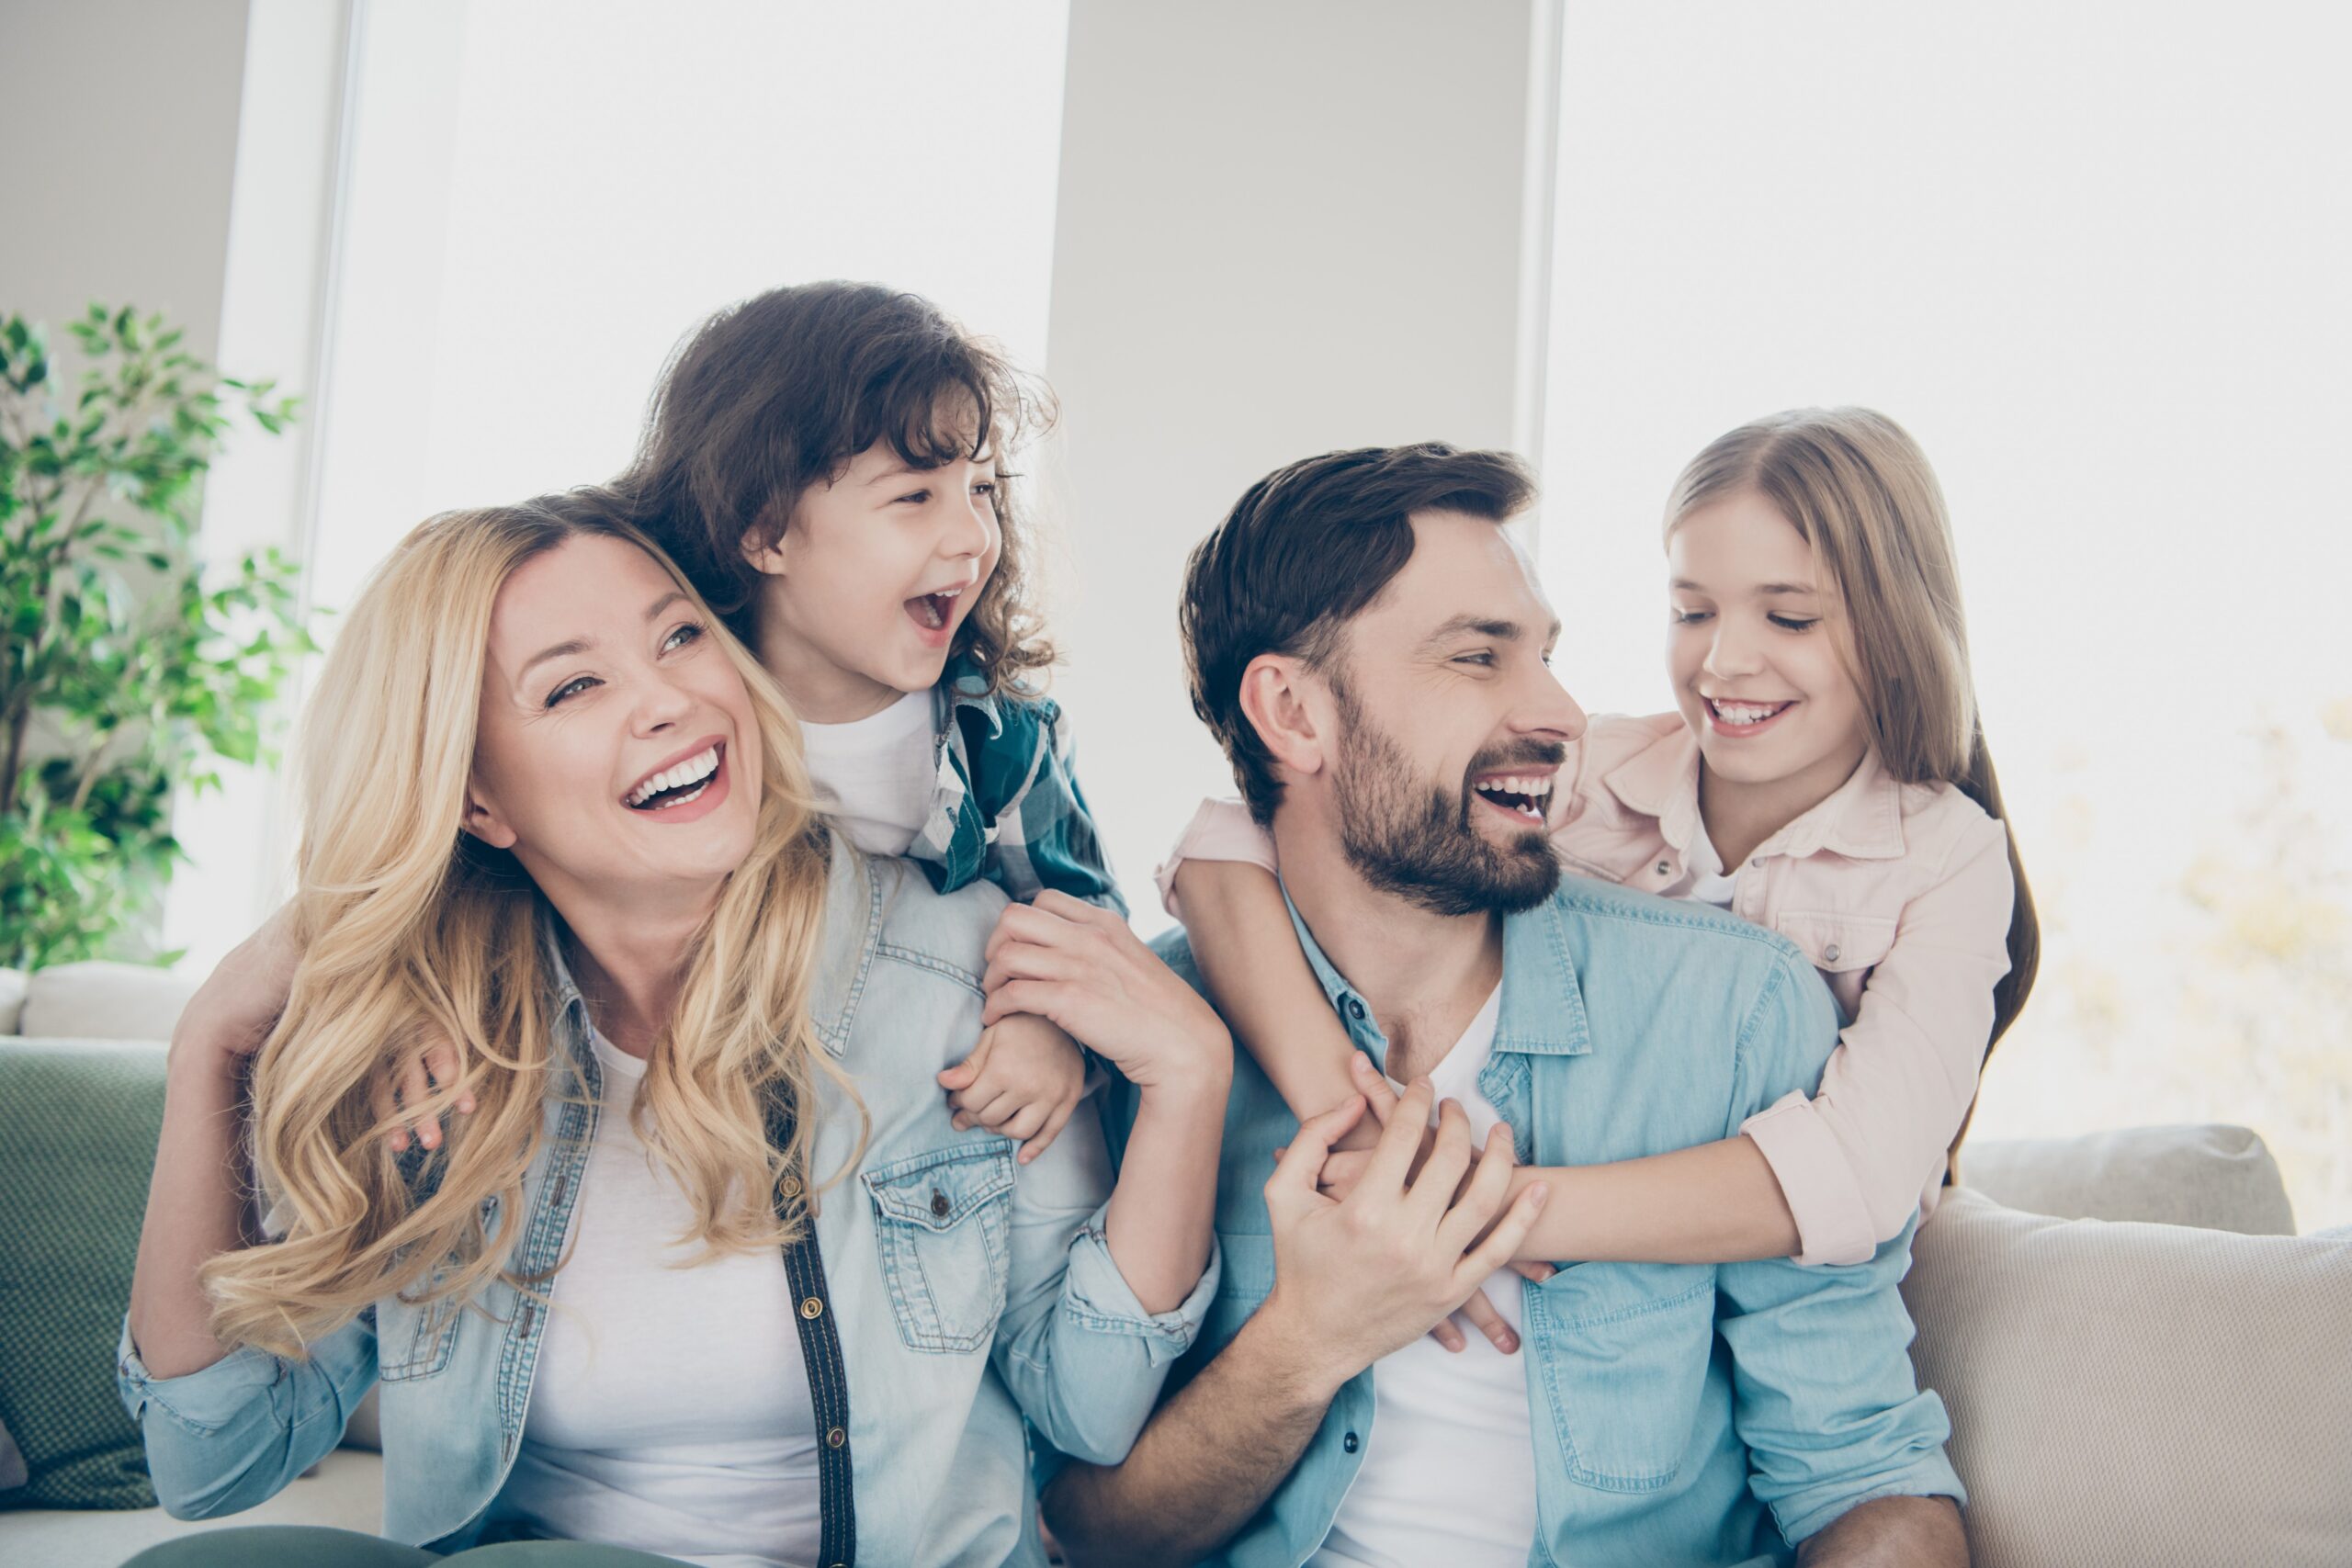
left=1044, top=0, right=1559, bottom=917
left=0, top=0, right=249, bottom=360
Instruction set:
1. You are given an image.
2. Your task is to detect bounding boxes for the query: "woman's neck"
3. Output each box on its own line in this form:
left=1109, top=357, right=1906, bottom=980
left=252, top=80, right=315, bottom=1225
left=557, top=898, right=706, bottom=1060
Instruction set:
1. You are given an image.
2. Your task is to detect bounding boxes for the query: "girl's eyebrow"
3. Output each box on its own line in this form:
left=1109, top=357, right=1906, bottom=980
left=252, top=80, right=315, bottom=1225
left=1670, top=578, right=1817, bottom=596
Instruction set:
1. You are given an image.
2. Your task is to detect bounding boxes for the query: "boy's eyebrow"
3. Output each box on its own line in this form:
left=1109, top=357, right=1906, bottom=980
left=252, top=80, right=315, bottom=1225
left=514, top=592, right=689, bottom=684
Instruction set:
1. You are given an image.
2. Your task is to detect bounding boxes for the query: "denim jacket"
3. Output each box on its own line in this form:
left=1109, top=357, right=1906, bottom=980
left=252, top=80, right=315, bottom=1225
left=119, top=842, right=1217, bottom=1564
left=1073, top=875, right=1960, bottom=1568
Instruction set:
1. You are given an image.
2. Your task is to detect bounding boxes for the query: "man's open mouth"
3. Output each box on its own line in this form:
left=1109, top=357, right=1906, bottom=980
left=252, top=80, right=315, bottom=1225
left=623, top=740, right=724, bottom=811
left=1471, top=771, right=1554, bottom=825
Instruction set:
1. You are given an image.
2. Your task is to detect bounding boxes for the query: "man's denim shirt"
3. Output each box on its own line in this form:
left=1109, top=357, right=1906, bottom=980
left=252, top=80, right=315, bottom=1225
left=118, top=842, right=1217, bottom=1564
left=1073, top=874, right=1961, bottom=1568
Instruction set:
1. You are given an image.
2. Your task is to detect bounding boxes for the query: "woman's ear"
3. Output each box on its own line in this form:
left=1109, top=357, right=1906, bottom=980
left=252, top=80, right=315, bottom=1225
left=1238, top=653, right=1330, bottom=784
left=460, top=783, right=519, bottom=851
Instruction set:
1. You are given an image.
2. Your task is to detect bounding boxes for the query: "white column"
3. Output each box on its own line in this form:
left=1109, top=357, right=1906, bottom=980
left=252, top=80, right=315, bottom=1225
left=1043, top=0, right=1561, bottom=919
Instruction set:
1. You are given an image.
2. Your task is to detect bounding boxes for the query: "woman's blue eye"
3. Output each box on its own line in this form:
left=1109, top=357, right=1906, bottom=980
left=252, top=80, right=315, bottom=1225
left=546, top=675, right=597, bottom=707
left=663, top=622, right=704, bottom=652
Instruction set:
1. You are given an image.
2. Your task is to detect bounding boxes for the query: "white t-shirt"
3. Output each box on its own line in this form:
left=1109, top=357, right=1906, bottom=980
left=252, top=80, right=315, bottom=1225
left=796, top=690, right=935, bottom=857
left=1672, top=829, right=1741, bottom=909
left=498, top=1030, right=822, bottom=1568
left=1313, top=985, right=1540, bottom=1568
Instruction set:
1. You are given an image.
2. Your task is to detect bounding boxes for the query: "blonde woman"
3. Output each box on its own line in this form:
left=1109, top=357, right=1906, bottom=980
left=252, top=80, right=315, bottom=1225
left=119, top=494, right=1230, bottom=1567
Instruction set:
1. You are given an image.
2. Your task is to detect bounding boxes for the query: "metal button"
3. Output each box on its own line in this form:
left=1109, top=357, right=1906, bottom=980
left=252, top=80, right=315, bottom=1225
left=1751, top=857, right=1765, bottom=869
left=800, top=1295, right=825, bottom=1320
left=1345, top=997, right=1366, bottom=1021
left=826, top=1427, right=847, bottom=1449
left=1342, top=1431, right=1360, bottom=1453
left=1656, top=860, right=1670, bottom=876
left=1824, top=943, right=1841, bottom=964
left=930, top=1189, right=950, bottom=1219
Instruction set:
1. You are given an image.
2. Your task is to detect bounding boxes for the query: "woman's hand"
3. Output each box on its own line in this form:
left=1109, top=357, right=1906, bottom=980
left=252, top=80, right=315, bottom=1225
left=980, top=892, right=1233, bottom=1099
left=174, top=905, right=305, bottom=1075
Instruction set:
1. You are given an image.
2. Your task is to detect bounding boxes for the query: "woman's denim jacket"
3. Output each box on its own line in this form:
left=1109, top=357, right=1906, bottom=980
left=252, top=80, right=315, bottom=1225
left=118, top=842, right=1219, bottom=1564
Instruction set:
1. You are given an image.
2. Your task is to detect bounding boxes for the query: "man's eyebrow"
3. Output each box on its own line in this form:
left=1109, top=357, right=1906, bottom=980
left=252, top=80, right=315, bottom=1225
left=515, top=592, right=689, bottom=683
left=1419, top=614, right=1525, bottom=647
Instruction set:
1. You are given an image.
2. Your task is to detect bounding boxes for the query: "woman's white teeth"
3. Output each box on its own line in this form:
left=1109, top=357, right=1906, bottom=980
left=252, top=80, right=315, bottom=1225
left=626, top=746, right=719, bottom=807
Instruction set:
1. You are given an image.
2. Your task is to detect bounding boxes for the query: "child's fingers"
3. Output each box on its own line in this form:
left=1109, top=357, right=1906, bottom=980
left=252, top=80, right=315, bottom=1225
left=1507, top=1258, right=1556, bottom=1283
left=966, top=1089, right=1021, bottom=1131
left=996, top=1102, right=1050, bottom=1143
left=396, top=1057, right=441, bottom=1150
left=1428, top=1316, right=1468, bottom=1353
left=1456, top=1286, right=1520, bottom=1355
left=1019, top=1100, right=1077, bottom=1165
left=370, top=1077, right=408, bottom=1154
left=938, top=1031, right=994, bottom=1092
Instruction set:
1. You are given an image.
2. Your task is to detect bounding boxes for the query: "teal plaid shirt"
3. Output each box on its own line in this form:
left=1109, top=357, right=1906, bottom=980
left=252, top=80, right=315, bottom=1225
left=910, top=659, right=1125, bottom=916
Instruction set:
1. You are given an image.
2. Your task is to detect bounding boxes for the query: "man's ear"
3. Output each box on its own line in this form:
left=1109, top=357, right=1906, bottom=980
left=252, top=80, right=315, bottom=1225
left=1238, top=653, right=1331, bottom=783
left=460, top=781, right=520, bottom=851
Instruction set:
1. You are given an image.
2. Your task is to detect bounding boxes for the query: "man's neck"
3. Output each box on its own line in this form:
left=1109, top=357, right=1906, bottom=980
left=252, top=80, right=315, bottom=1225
left=1270, top=809, right=1503, bottom=1084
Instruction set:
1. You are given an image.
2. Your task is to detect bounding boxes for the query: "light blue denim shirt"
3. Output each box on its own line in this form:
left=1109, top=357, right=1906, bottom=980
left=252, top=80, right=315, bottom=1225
left=119, top=841, right=1218, bottom=1564
left=1069, top=874, right=1961, bottom=1568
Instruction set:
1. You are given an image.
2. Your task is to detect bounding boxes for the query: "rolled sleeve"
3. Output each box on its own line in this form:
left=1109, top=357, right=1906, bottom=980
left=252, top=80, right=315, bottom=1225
left=1154, top=796, right=1277, bottom=920
left=116, top=1314, right=375, bottom=1519
left=1741, top=1092, right=1878, bottom=1267
left=1057, top=1201, right=1222, bottom=1365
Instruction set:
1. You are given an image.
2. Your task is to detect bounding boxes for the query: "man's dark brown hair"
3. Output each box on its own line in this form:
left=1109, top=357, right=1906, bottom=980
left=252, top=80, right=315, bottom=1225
left=622, top=280, right=1057, bottom=694
left=1180, top=443, right=1536, bottom=823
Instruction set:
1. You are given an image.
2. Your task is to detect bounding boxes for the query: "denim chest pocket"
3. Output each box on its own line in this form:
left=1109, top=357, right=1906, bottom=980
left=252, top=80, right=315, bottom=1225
left=1523, top=1262, right=1715, bottom=1492
left=864, top=1143, right=1016, bottom=1354
left=376, top=1293, right=463, bottom=1382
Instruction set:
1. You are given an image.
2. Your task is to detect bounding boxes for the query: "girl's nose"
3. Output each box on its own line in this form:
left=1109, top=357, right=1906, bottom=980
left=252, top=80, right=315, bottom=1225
left=1703, top=624, right=1763, bottom=679
left=948, top=488, right=998, bottom=560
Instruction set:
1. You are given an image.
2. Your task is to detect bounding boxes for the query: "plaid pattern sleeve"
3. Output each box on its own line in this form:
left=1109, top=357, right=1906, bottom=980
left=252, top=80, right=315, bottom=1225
left=907, top=661, right=1127, bottom=916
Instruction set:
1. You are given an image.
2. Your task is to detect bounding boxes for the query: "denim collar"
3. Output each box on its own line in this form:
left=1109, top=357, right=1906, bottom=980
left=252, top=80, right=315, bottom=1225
left=930, top=653, right=1005, bottom=744
left=1278, top=877, right=1591, bottom=1069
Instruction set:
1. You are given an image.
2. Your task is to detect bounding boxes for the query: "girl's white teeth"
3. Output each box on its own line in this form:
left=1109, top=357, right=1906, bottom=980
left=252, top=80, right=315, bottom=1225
left=627, top=746, right=718, bottom=807
left=1713, top=701, right=1784, bottom=726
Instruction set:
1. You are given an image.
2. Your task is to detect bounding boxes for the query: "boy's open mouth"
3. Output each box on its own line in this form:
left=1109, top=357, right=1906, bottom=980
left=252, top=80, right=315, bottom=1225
left=623, top=740, right=725, bottom=811
left=906, top=586, right=967, bottom=633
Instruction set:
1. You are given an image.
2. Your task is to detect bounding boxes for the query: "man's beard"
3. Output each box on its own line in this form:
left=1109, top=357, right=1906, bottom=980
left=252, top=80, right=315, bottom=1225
left=1330, top=683, right=1563, bottom=919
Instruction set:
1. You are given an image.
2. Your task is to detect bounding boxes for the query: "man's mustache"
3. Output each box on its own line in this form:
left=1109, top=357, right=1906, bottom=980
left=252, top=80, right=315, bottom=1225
left=1463, top=740, right=1570, bottom=778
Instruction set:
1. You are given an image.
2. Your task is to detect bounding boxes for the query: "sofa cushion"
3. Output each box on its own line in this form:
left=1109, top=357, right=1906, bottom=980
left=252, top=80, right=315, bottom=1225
left=0, top=968, right=25, bottom=1036
left=1905, top=1189, right=2352, bottom=1568
left=18, top=961, right=198, bottom=1043
left=0, top=1037, right=169, bottom=1509
left=1960, top=1122, right=2296, bottom=1235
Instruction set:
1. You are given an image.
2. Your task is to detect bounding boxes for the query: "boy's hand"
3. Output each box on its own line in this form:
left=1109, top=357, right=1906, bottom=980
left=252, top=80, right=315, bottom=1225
left=938, top=1011, right=1087, bottom=1165
left=373, top=1035, right=476, bottom=1155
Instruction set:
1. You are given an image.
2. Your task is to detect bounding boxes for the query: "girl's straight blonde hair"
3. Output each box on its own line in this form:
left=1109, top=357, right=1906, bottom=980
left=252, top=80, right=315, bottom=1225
left=202, top=492, right=859, bottom=1359
left=1665, top=408, right=2040, bottom=1070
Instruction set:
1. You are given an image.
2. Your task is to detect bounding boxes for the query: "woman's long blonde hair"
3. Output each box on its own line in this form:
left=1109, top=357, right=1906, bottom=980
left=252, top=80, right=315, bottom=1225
left=1665, top=408, right=2040, bottom=1064
left=203, top=492, right=856, bottom=1358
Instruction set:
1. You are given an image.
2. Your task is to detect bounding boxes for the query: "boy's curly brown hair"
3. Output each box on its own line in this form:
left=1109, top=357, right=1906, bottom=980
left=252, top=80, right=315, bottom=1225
left=622, top=281, right=1057, bottom=694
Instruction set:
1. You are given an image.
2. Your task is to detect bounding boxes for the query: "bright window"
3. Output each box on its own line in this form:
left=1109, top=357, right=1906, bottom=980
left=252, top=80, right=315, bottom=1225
left=1539, top=5, right=2352, bottom=1226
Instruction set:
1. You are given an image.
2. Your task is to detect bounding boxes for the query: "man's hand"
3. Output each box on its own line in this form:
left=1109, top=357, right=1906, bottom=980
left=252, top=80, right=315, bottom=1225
left=981, top=891, right=1232, bottom=1095
left=938, top=1011, right=1087, bottom=1163
left=1312, top=1052, right=1556, bottom=1356
left=1255, top=1085, right=1550, bottom=1398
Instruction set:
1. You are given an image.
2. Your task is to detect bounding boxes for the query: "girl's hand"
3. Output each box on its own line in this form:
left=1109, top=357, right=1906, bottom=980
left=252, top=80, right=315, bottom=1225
left=937, top=1012, right=1086, bottom=1164
left=980, top=891, right=1234, bottom=1097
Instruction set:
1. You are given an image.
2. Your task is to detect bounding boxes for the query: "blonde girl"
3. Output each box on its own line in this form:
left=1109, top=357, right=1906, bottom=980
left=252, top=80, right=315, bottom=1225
left=1167, top=407, right=2035, bottom=1349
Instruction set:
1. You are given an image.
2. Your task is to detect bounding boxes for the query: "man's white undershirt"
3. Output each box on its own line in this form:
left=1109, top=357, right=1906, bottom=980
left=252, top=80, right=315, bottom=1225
left=1312, top=984, right=1540, bottom=1568
left=498, top=1029, right=822, bottom=1568
left=796, top=689, right=934, bottom=857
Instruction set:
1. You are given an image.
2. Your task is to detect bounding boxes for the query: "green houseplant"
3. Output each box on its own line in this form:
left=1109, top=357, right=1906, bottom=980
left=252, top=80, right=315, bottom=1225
left=1, top=304, right=312, bottom=971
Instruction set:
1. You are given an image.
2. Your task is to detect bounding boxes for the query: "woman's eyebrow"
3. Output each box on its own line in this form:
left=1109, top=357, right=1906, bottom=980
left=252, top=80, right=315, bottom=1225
left=514, top=592, right=687, bottom=683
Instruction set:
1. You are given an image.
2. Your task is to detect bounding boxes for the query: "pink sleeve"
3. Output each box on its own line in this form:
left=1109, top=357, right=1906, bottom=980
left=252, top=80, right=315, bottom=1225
left=1740, top=813, right=2016, bottom=1266
left=1154, top=796, right=1280, bottom=921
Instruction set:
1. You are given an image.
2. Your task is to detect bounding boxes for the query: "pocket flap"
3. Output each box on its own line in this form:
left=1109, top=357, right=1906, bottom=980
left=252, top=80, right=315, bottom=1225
left=1772, top=908, right=1897, bottom=973
left=864, top=1143, right=1016, bottom=1232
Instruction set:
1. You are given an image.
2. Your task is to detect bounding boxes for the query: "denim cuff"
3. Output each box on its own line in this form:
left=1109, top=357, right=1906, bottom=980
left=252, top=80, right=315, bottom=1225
left=1773, top=1454, right=1970, bottom=1545
left=1057, top=1201, right=1223, bottom=1366
left=116, top=1316, right=284, bottom=1436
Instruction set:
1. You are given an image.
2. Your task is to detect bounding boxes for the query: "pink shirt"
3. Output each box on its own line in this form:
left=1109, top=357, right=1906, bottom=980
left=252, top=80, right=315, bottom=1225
left=1157, top=711, right=2016, bottom=1268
